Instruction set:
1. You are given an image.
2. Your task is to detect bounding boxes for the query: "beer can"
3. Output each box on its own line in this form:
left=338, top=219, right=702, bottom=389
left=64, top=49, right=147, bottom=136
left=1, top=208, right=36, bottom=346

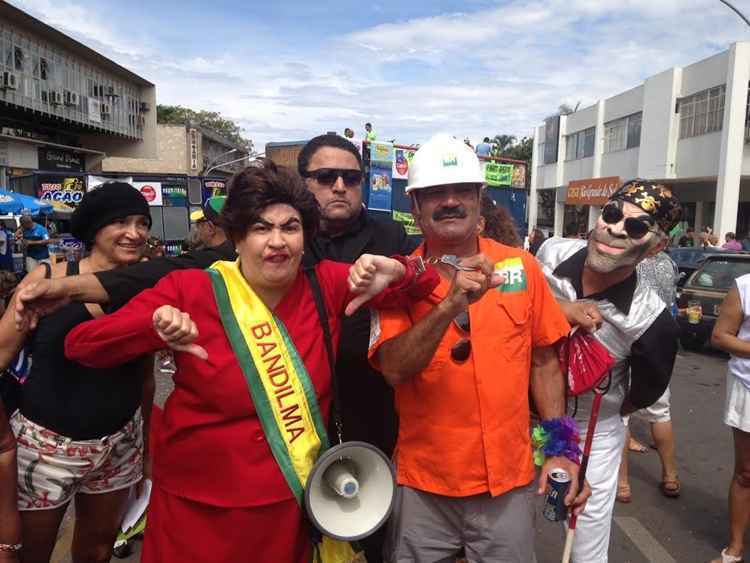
left=543, top=468, right=571, bottom=522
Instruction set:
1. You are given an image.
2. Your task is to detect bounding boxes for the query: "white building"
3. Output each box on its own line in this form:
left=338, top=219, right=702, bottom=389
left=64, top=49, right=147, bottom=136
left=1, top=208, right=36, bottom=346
left=529, top=42, right=750, bottom=242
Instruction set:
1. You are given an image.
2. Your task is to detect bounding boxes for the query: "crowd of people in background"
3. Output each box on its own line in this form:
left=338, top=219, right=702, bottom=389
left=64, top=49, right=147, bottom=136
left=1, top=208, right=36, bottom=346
left=0, top=130, right=748, bottom=563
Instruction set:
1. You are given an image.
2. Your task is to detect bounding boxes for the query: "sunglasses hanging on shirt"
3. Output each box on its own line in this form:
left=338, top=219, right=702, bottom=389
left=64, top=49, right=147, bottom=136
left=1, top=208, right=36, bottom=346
left=451, top=310, right=471, bottom=363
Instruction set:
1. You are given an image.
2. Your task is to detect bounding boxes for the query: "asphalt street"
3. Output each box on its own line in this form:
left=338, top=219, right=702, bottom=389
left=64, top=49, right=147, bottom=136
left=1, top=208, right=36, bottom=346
left=52, top=348, right=740, bottom=562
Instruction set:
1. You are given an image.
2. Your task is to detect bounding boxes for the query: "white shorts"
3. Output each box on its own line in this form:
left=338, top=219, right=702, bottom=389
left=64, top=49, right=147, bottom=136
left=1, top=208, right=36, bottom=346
left=725, top=372, right=750, bottom=433
left=633, top=387, right=671, bottom=424
left=12, top=410, right=143, bottom=511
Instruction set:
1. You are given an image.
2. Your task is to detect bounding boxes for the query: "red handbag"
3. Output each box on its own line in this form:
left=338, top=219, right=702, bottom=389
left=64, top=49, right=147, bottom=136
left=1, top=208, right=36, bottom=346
left=557, top=328, right=615, bottom=396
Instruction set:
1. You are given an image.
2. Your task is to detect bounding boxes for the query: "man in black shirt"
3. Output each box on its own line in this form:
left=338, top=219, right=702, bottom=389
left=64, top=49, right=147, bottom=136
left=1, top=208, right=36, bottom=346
left=16, top=135, right=414, bottom=562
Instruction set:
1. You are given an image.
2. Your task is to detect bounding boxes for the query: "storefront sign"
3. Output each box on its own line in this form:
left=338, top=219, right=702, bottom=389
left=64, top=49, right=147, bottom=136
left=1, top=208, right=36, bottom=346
left=37, top=175, right=85, bottom=207
left=392, top=146, right=417, bottom=180
left=189, top=129, right=199, bottom=171
left=368, top=163, right=392, bottom=212
left=203, top=179, right=226, bottom=201
left=566, top=176, right=621, bottom=205
left=483, top=162, right=514, bottom=187
left=132, top=181, right=163, bottom=206
left=38, top=147, right=85, bottom=172
left=392, top=210, right=421, bottom=236
left=162, top=183, right=188, bottom=207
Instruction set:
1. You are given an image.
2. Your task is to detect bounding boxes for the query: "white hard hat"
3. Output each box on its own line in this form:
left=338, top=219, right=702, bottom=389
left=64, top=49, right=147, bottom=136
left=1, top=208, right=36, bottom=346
left=405, top=133, right=484, bottom=193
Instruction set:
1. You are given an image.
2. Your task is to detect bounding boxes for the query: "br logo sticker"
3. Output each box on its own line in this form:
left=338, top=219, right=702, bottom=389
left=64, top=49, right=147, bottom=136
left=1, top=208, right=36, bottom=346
left=495, top=257, right=527, bottom=293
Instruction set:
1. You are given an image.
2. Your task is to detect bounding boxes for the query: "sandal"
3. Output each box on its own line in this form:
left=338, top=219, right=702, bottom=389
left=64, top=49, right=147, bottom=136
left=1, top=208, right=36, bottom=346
left=628, top=438, right=648, bottom=453
left=660, top=478, right=681, bottom=498
left=616, top=483, right=632, bottom=503
left=709, top=547, right=744, bottom=563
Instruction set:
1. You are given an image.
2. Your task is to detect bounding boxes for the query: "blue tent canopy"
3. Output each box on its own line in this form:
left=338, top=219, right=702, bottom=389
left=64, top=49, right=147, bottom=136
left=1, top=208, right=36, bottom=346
left=0, top=189, right=53, bottom=216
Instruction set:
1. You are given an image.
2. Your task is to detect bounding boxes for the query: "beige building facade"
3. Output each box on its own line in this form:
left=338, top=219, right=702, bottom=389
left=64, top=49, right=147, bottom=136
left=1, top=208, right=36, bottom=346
left=101, top=123, right=249, bottom=176
left=0, top=2, right=156, bottom=184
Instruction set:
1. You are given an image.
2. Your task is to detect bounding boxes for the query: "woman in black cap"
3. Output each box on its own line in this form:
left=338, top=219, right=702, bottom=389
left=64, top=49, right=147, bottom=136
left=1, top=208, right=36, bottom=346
left=0, top=182, right=153, bottom=563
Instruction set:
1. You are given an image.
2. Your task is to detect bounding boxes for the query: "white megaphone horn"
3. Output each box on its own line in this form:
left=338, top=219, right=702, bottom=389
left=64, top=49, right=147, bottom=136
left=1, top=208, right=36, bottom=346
left=305, top=441, right=396, bottom=541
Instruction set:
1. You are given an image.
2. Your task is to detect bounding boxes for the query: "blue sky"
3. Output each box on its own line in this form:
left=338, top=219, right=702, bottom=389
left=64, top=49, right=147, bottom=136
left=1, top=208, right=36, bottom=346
left=9, top=0, right=750, bottom=150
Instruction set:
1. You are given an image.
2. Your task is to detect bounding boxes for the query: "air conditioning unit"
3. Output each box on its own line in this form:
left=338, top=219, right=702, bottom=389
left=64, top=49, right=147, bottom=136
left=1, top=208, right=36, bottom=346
left=101, top=103, right=111, bottom=116
left=139, top=101, right=150, bottom=113
left=50, top=90, right=63, bottom=105
left=1, top=71, right=18, bottom=90
left=64, top=90, right=79, bottom=107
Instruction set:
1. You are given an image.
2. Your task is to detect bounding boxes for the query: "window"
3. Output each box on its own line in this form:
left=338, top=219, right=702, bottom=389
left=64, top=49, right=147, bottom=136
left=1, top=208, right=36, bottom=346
left=604, top=112, right=641, bottom=152
left=581, top=127, right=595, bottom=158
left=4, top=42, right=12, bottom=69
left=568, top=134, right=580, bottom=160
left=626, top=112, right=641, bottom=148
left=679, top=85, right=725, bottom=139
left=543, top=116, right=560, bottom=165
left=40, top=57, right=49, bottom=80
left=604, top=118, right=626, bottom=152
left=565, top=127, right=595, bottom=160
left=13, top=46, right=24, bottom=71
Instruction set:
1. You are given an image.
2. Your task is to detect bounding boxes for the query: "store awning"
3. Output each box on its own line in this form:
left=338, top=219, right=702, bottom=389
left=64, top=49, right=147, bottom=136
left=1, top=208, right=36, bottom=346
left=0, top=133, right=106, bottom=157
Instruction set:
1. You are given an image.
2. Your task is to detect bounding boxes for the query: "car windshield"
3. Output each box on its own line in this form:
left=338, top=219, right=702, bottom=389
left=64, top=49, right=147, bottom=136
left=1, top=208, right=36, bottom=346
left=691, top=259, right=750, bottom=290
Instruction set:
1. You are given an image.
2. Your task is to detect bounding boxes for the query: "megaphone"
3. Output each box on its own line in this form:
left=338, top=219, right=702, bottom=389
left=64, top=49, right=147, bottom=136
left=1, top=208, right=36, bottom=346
left=305, top=441, right=396, bottom=541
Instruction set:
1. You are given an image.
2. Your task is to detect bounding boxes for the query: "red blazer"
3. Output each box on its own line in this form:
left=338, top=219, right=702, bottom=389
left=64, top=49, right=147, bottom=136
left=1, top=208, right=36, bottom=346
left=65, top=260, right=435, bottom=507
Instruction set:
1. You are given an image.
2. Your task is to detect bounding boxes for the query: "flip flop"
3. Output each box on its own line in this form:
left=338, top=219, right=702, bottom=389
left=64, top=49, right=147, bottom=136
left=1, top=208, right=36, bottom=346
left=660, top=478, right=681, bottom=498
left=616, top=483, right=632, bottom=503
left=709, top=548, right=744, bottom=563
left=628, top=438, right=648, bottom=453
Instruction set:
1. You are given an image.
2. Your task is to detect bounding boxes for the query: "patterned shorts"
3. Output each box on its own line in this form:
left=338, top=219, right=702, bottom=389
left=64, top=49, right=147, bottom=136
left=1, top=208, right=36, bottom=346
left=11, top=410, right=143, bottom=511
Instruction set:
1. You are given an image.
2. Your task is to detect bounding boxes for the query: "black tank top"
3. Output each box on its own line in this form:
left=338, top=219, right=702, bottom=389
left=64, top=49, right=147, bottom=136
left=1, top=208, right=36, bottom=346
left=19, top=261, right=144, bottom=440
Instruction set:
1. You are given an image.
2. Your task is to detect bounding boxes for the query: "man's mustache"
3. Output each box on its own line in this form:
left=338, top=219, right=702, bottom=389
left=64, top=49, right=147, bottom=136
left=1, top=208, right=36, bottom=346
left=433, top=207, right=467, bottom=221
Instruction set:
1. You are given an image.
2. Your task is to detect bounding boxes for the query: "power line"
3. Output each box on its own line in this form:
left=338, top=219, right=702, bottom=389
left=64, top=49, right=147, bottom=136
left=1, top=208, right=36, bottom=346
left=719, top=0, right=750, bottom=28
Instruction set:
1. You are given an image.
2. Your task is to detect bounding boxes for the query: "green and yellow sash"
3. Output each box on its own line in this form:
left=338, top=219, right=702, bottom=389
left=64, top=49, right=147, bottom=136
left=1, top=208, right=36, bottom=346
left=207, top=260, right=361, bottom=563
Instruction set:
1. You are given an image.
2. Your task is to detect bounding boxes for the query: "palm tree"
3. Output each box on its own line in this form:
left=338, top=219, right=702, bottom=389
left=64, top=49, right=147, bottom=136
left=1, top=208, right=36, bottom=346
left=491, top=134, right=516, bottom=156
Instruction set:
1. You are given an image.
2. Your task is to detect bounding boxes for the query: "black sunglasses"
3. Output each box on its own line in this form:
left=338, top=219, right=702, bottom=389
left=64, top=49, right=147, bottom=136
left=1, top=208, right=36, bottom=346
left=302, top=168, right=363, bottom=188
left=601, top=203, right=657, bottom=240
left=451, top=310, right=471, bottom=363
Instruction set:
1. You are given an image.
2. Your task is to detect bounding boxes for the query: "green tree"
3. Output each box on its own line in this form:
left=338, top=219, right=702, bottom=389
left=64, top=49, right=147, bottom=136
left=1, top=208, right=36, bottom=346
left=488, top=135, right=532, bottom=163
left=157, top=105, right=253, bottom=151
left=491, top=134, right=516, bottom=155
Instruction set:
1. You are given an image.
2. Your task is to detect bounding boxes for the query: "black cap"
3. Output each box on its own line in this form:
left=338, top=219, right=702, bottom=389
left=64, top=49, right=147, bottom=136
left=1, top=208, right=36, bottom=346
left=71, top=182, right=151, bottom=246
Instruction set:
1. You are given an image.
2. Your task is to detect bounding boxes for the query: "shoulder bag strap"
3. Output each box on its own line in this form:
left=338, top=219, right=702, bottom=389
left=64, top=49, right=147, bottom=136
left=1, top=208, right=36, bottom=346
left=303, top=265, right=343, bottom=445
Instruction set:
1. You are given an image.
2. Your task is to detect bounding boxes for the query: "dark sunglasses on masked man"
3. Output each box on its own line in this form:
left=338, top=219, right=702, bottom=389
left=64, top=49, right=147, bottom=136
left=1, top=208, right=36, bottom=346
left=302, top=168, right=363, bottom=188
left=601, top=202, right=658, bottom=240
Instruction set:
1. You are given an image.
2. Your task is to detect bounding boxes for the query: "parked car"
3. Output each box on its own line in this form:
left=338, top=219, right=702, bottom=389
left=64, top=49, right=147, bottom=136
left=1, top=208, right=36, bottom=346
left=668, top=246, right=733, bottom=288
left=677, top=253, right=750, bottom=350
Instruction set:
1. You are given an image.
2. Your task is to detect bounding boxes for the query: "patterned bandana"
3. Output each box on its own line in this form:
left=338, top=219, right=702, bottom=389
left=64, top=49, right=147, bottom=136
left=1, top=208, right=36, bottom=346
left=608, top=179, right=682, bottom=233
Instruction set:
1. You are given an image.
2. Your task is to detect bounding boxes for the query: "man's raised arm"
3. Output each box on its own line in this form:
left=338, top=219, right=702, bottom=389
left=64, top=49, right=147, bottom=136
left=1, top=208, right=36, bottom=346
left=16, top=243, right=235, bottom=329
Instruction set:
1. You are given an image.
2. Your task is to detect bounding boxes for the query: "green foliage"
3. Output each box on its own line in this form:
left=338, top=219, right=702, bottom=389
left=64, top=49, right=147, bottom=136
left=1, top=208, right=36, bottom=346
left=156, top=105, right=252, bottom=150
left=489, top=135, right=533, bottom=163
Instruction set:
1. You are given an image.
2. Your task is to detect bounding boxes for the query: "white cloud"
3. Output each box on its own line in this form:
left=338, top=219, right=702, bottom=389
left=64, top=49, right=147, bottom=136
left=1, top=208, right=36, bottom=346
left=7, top=0, right=750, bottom=149
left=10, top=0, right=152, bottom=58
